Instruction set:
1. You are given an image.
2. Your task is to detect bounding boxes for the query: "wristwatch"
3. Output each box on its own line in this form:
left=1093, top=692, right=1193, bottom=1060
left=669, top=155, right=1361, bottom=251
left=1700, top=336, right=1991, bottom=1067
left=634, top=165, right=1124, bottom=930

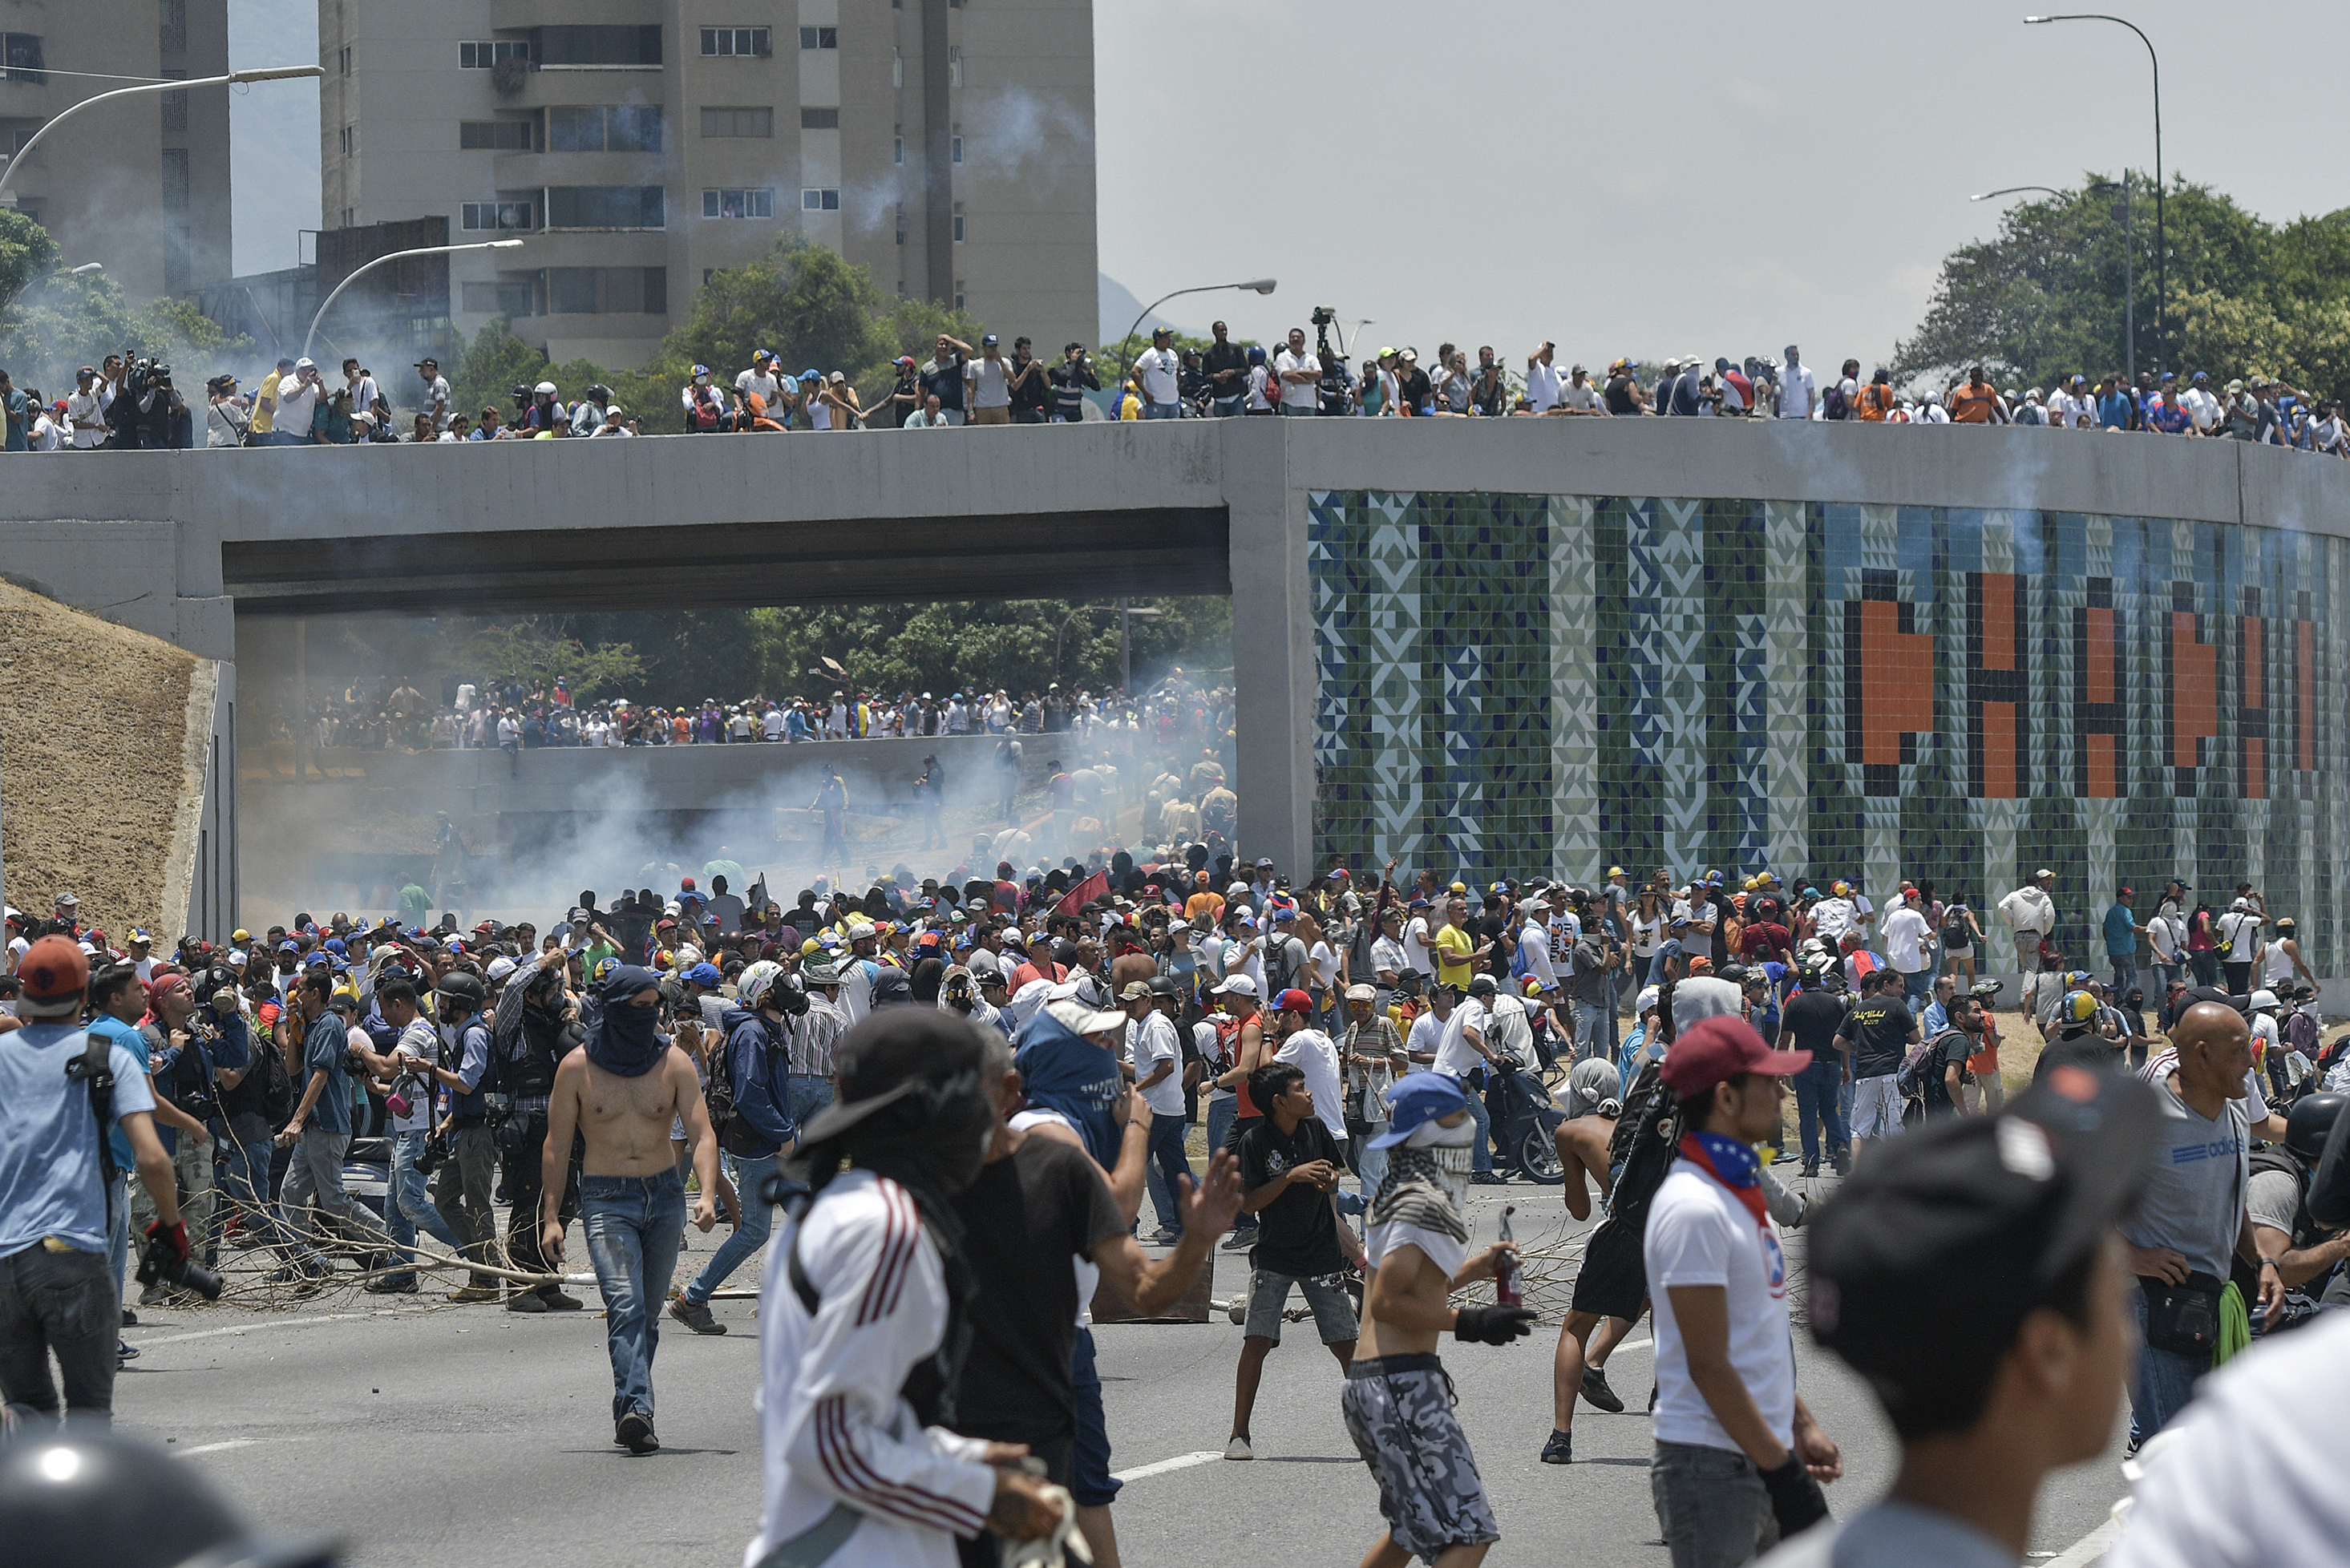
left=2259, top=1256, right=2283, bottom=1271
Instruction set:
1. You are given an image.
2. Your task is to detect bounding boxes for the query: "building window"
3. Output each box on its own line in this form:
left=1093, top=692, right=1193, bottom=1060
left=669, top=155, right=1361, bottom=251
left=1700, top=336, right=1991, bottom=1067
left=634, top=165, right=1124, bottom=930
left=0, top=33, right=44, bottom=85
left=160, top=148, right=190, bottom=210
left=459, top=39, right=529, bottom=69
left=953, top=214, right=965, bottom=242
left=159, top=0, right=187, bottom=55
left=546, top=265, right=666, bottom=315
left=459, top=279, right=535, bottom=317
left=954, top=288, right=965, bottom=311
left=950, top=135, right=962, bottom=164
left=160, top=71, right=188, bottom=135
left=338, top=45, right=351, bottom=75
left=702, top=188, right=775, bottom=219
left=700, top=107, right=774, bottom=138
left=546, top=104, right=662, bottom=153
left=895, top=206, right=908, bottom=244
left=544, top=185, right=665, bottom=229
left=801, top=188, right=840, bottom=212
left=461, top=199, right=537, bottom=231
left=340, top=206, right=355, bottom=228
left=459, top=119, right=534, bottom=152
left=892, top=48, right=903, bottom=87
left=700, top=26, right=770, bottom=57
left=799, top=26, right=838, bottom=49
left=532, top=26, right=661, bottom=67
left=892, top=135, right=904, bottom=165
left=800, top=107, right=839, bottom=130
left=339, top=124, right=356, bottom=158
left=949, top=47, right=962, bottom=87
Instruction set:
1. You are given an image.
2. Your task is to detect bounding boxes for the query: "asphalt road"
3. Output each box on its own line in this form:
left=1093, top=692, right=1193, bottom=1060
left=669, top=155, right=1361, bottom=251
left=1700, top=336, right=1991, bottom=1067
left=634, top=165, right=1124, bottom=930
left=116, top=1176, right=2130, bottom=1568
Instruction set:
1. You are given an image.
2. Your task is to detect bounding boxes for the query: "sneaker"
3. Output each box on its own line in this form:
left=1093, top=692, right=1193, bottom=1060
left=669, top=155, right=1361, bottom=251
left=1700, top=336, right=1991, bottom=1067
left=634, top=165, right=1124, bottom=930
left=668, top=1293, right=726, bottom=1336
left=139, top=1282, right=168, bottom=1307
left=1222, top=1434, right=1252, bottom=1461
left=1220, top=1230, right=1256, bottom=1251
left=1580, top=1366, right=1625, bottom=1414
left=264, top=1266, right=325, bottom=1300
left=117, top=1340, right=140, bottom=1366
left=1799, top=1164, right=1819, bottom=1179
left=447, top=1283, right=502, bottom=1304
left=363, top=1277, right=420, bottom=1295
left=617, top=1411, right=660, bottom=1454
left=539, top=1288, right=585, bottom=1312
left=120, top=1307, right=138, bottom=1328
left=1539, top=1429, right=1572, bottom=1465
left=506, top=1290, right=550, bottom=1314
left=1147, top=1228, right=1183, bottom=1246
left=1470, top=1172, right=1510, bottom=1186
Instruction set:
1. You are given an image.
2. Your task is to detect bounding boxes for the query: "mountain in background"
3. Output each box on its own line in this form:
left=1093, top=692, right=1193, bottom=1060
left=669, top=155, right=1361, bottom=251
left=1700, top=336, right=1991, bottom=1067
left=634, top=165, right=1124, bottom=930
left=229, top=0, right=319, bottom=277
left=1098, top=273, right=1183, bottom=348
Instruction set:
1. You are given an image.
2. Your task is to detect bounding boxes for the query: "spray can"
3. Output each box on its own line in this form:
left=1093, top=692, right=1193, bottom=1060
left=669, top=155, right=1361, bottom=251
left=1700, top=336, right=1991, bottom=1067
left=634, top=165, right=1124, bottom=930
left=1495, top=1204, right=1523, bottom=1308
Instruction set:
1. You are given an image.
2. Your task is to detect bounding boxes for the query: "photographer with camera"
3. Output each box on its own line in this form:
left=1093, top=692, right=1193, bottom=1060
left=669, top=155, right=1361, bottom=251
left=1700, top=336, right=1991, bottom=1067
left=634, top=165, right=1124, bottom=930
left=417, top=970, right=502, bottom=1303
left=127, top=971, right=221, bottom=1302
left=490, top=953, right=589, bottom=1314
left=1, top=936, right=192, bottom=1423
left=136, top=361, right=192, bottom=450
left=1049, top=341, right=1098, bottom=423
left=266, top=972, right=383, bottom=1290
left=349, top=976, right=465, bottom=1295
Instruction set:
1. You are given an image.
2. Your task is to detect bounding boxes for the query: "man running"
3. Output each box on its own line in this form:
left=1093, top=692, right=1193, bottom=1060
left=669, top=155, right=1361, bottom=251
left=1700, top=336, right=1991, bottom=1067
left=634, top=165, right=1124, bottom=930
left=1344, top=1071, right=1535, bottom=1568
left=539, top=965, right=719, bottom=1454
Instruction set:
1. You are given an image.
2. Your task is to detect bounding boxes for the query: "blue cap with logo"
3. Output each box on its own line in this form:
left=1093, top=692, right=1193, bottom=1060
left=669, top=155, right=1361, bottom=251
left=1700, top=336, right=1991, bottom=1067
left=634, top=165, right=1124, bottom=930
left=1368, top=1070, right=1470, bottom=1150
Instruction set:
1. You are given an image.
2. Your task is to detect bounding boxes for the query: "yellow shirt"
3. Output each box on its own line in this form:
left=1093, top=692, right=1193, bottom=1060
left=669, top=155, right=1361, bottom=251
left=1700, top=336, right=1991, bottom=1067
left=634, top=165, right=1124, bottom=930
left=1434, top=923, right=1474, bottom=988
left=251, top=370, right=281, bottom=434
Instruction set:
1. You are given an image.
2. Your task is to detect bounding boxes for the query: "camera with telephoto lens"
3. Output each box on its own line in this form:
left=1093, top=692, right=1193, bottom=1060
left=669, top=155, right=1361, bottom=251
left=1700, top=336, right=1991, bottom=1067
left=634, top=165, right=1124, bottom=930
left=1309, top=305, right=1336, bottom=328
left=137, top=1226, right=224, bottom=1301
left=413, top=1128, right=451, bottom=1175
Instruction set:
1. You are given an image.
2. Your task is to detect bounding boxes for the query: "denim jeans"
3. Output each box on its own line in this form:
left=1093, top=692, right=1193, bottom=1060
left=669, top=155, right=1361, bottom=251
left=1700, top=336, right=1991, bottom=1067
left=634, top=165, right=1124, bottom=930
left=1574, top=1001, right=1611, bottom=1062
left=219, top=1132, right=290, bottom=1252
left=0, top=1242, right=118, bottom=1422
left=107, top=1172, right=131, bottom=1304
left=683, top=1152, right=779, bottom=1305
left=1143, top=401, right=1181, bottom=420
left=2127, top=1279, right=2207, bottom=1445
left=279, top=1125, right=379, bottom=1274
left=1900, top=967, right=1932, bottom=1008
left=581, top=1169, right=688, bottom=1423
left=1143, top=1115, right=1191, bottom=1235
left=2111, top=958, right=2139, bottom=1000
left=1206, top=1094, right=1237, bottom=1159
left=383, top=1128, right=464, bottom=1287
left=1649, top=1439, right=1777, bottom=1568
left=1791, top=1065, right=1848, bottom=1170
left=1354, top=1129, right=1390, bottom=1196
left=1452, top=1071, right=1495, bottom=1173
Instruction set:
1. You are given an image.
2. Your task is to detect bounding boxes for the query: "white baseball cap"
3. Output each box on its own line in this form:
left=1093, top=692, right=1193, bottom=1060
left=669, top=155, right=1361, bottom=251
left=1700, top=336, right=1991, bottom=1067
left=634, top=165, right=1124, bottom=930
left=1212, top=974, right=1260, bottom=998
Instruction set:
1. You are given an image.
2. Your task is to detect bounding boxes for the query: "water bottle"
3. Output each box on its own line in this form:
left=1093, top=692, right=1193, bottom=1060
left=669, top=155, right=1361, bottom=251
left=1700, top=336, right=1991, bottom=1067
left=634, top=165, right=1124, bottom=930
left=1495, top=1204, right=1523, bottom=1308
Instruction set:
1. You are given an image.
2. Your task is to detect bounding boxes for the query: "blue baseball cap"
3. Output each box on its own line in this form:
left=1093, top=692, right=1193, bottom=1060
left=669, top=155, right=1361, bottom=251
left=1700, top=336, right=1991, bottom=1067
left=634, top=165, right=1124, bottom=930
left=685, top=962, right=724, bottom=986
left=1369, top=1071, right=1471, bottom=1150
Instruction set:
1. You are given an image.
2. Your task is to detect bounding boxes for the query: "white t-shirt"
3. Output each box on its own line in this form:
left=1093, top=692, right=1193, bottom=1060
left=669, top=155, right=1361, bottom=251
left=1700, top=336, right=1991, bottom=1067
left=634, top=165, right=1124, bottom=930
left=969, top=356, right=1013, bottom=410
left=390, top=1020, right=439, bottom=1133
left=1883, top=906, right=1930, bottom=974
left=1519, top=921, right=1558, bottom=988
left=2219, top=910, right=2262, bottom=963
left=1434, top=998, right=1486, bottom=1077
left=1274, top=348, right=1321, bottom=410
left=1402, top=915, right=1435, bottom=976
left=1272, top=1028, right=1349, bottom=1143
left=276, top=374, right=321, bottom=433
left=1131, top=347, right=1179, bottom=406
left=736, top=369, right=781, bottom=409
left=1776, top=362, right=1815, bottom=418
left=1646, top=1161, right=1794, bottom=1454
left=1405, top=1010, right=1445, bottom=1065
left=1133, top=1010, right=1185, bottom=1118
left=1559, top=378, right=1604, bottom=412
left=1524, top=358, right=1562, bottom=412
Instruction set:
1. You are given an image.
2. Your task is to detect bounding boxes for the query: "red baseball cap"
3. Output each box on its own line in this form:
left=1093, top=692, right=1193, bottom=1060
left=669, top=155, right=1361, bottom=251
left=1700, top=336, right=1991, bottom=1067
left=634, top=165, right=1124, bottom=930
left=1276, top=987, right=1314, bottom=1016
left=1660, top=1016, right=1810, bottom=1094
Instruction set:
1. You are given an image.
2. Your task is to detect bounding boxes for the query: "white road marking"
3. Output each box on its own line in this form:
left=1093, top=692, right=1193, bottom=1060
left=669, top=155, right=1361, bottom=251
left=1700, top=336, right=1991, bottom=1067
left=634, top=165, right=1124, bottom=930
left=2044, top=1517, right=2120, bottom=1568
left=136, top=1303, right=452, bottom=1348
left=1110, top=1449, right=1226, bottom=1483
left=177, top=1440, right=261, bottom=1457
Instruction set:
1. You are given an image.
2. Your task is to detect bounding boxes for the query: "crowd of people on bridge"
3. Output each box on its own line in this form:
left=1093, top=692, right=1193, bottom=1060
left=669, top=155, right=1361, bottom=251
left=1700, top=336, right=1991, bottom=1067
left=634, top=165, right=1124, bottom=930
left=13, top=329, right=2350, bottom=453
left=3, top=827, right=2348, bottom=1568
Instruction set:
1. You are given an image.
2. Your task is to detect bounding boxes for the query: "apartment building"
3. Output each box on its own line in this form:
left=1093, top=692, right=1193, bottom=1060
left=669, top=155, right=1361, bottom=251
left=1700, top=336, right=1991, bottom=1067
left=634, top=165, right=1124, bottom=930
left=0, top=1, right=232, bottom=301
left=318, top=1, right=1095, bottom=370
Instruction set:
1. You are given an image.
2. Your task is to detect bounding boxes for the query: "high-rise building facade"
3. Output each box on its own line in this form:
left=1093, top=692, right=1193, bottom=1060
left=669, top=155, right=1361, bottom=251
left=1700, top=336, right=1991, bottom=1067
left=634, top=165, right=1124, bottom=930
left=0, top=2, right=232, bottom=301
left=318, top=1, right=1094, bottom=369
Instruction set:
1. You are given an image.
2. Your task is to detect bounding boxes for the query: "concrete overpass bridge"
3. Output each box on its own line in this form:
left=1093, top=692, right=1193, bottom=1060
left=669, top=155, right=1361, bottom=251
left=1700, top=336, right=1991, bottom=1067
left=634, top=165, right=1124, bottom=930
left=6, top=418, right=2350, bottom=986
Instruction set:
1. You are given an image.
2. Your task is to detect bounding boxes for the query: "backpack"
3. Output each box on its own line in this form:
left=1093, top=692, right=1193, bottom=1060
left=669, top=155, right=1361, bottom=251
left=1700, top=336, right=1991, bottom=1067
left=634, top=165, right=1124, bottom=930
left=254, top=1028, right=297, bottom=1125
left=67, top=1031, right=120, bottom=1228
left=1604, top=1057, right=1682, bottom=1227
left=1822, top=381, right=1850, bottom=420
left=1940, top=907, right=1972, bottom=951
left=1899, top=1028, right=1970, bottom=1109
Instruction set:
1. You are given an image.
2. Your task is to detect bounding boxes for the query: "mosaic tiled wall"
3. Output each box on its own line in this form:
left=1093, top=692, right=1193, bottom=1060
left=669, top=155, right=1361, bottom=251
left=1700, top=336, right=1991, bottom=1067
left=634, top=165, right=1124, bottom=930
left=1308, top=492, right=2349, bottom=971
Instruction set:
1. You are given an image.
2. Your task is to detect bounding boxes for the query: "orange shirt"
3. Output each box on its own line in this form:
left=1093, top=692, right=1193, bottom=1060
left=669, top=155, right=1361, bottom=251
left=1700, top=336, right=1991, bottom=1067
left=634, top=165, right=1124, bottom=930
left=1185, top=891, right=1225, bottom=923
left=1855, top=382, right=1895, bottom=422
left=1948, top=382, right=2002, bottom=424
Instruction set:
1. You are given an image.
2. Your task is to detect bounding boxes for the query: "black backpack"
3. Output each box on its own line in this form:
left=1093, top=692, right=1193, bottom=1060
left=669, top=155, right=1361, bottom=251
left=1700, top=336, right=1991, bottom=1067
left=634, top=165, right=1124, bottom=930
left=1941, top=907, right=1972, bottom=951
left=1605, top=1057, right=1683, bottom=1228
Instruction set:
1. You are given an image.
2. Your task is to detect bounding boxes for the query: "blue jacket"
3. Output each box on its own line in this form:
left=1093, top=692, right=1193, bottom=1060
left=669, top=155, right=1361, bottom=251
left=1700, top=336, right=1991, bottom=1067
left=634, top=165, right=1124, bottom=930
left=1013, top=1007, right=1122, bottom=1168
left=722, top=1004, right=796, bottom=1154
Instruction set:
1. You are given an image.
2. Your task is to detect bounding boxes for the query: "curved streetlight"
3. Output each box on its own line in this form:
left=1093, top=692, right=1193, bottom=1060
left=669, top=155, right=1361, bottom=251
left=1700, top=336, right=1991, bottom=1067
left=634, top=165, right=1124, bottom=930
left=2025, top=14, right=2162, bottom=363
left=302, top=240, right=524, bottom=363
left=1114, top=278, right=1276, bottom=384
left=1971, top=185, right=2063, bottom=202
left=0, top=66, right=322, bottom=204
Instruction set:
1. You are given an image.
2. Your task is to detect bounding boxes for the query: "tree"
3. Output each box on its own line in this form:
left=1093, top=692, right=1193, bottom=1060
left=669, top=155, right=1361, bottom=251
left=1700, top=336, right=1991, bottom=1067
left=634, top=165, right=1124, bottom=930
left=448, top=619, right=644, bottom=698
left=1893, top=175, right=2350, bottom=400
left=449, top=317, right=548, bottom=421
left=0, top=210, right=59, bottom=309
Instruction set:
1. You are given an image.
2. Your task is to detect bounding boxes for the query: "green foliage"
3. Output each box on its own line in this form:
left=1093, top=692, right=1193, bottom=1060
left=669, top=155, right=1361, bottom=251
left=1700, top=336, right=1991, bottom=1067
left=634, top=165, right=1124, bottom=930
left=448, top=317, right=549, bottom=419
left=0, top=219, right=250, bottom=396
left=1894, top=174, right=2350, bottom=399
left=0, top=210, right=59, bottom=307
left=446, top=618, right=644, bottom=698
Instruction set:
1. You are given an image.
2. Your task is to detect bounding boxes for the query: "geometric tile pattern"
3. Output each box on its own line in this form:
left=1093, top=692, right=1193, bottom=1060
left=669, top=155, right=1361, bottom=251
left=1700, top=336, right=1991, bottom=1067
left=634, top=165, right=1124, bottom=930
left=1308, top=491, right=2350, bottom=970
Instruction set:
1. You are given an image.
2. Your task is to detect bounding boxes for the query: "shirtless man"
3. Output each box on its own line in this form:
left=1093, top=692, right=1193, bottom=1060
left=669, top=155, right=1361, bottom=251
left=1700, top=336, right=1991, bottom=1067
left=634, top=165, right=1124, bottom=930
left=540, top=964, right=719, bottom=1453
left=1345, top=1072, right=1535, bottom=1568
left=1547, top=1058, right=1638, bottom=1463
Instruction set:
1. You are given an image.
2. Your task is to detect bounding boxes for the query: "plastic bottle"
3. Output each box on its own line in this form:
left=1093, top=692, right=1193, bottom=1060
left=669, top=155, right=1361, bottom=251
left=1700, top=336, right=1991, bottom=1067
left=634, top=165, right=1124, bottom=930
left=1495, top=1204, right=1523, bottom=1307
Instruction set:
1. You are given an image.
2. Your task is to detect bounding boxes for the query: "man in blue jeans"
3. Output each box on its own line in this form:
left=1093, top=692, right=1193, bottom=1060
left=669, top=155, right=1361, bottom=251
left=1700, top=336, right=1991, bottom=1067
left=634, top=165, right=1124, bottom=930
left=358, top=978, right=465, bottom=1295
left=669, top=965, right=799, bottom=1334
left=540, top=966, right=719, bottom=1453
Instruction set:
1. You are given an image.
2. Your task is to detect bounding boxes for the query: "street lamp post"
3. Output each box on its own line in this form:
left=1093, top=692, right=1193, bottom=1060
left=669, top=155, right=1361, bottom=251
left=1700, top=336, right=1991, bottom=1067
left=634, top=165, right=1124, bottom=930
left=2027, top=14, right=2162, bottom=366
left=302, top=240, right=524, bottom=364
left=1969, top=186, right=2064, bottom=202
left=0, top=66, right=322, bottom=204
left=1114, top=278, right=1277, bottom=386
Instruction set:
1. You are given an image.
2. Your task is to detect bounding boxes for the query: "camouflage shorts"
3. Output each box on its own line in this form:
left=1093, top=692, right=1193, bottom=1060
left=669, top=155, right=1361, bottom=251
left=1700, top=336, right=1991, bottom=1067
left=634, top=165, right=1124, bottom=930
left=1339, top=1353, right=1499, bottom=1563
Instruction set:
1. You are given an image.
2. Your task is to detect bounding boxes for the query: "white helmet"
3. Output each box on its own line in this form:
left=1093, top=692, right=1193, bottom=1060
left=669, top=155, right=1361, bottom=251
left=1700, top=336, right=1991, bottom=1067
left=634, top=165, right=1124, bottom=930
left=534, top=380, right=557, bottom=396
left=2249, top=988, right=2280, bottom=1012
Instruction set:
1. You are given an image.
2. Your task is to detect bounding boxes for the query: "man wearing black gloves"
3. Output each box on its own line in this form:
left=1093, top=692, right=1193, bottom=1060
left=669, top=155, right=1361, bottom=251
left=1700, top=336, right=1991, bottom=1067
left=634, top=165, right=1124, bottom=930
left=1343, top=1071, right=1534, bottom=1568
left=492, top=955, right=586, bottom=1314
left=1761, top=1067, right=2160, bottom=1566
left=1645, top=1016, right=1841, bottom=1566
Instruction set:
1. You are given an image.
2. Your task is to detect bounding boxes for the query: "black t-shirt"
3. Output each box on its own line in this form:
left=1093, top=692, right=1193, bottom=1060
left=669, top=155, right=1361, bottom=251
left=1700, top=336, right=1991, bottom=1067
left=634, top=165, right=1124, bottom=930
left=1203, top=340, right=1249, bottom=399
left=1240, top=1115, right=1345, bottom=1277
left=1920, top=1029, right=1972, bottom=1114
left=1007, top=357, right=1049, bottom=413
left=1477, top=913, right=1511, bottom=979
left=1780, top=988, right=1847, bottom=1065
left=1840, top=993, right=1915, bottom=1080
left=1604, top=374, right=1639, bottom=414
left=949, top=1135, right=1126, bottom=1446
left=920, top=353, right=966, bottom=412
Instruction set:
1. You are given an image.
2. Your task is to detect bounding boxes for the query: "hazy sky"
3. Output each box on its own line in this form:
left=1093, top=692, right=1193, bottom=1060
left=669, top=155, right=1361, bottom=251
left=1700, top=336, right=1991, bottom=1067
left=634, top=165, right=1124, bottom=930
left=1093, top=1, right=2350, bottom=364
left=227, top=3, right=2350, bottom=364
